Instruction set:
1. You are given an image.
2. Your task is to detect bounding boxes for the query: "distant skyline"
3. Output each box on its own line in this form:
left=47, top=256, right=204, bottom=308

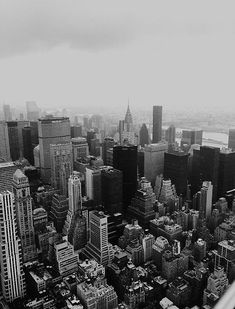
left=1, top=0, right=235, bottom=113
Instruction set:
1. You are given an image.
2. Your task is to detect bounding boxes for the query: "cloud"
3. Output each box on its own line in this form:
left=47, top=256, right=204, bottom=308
left=0, top=0, right=234, bottom=58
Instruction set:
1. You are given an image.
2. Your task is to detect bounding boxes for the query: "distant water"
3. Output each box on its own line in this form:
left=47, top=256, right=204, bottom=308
left=176, top=129, right=228, bottom=149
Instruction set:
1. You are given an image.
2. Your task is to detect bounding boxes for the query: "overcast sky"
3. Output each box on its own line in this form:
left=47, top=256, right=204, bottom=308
left=1, top=0, right=235, bottom=114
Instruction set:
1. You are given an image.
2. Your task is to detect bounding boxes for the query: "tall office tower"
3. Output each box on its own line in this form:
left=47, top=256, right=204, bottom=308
left=165, top=125, right=176, bottom=144
left=101, top=166, right=123, bottom=214
left=63, top=172, right=87, bottom=250
left=22, top=126, right=34, bottom=165
left=152, top=236, right=170, bottom=269
left=83, top=116, right=90, bottom=130
left=0, top=191, right=26, bottom=303
left=144, top=142, right=168, bottom=186
left=71, top=125, right=82, bottom=138
left=91, top=114, right=103, bottom=131
left=119, top=105, right=137, bottom=145
left=199, top=146, right=220, bottom=202
left=127, top=177, right=156, bottom=228
left=83, top=211, right=113, bottom=265
left=90, top=138, right=101, bottom=157
left=198, top=181, right=213, bottom=219
left=85, top=167, right=102, bottom=205
left=50, top=143, right=73, bottom=196
left=181, top=129, right=203, bottom=148
left=139, top=123, right=149, bottom=147
left=164, top=151, right=189, bottom=196
left=152, top=105, right=162, bottom=143
left=54, top=237, right=79, bottom=276
left=12, top=170, right=36, bottom=262
left=38, top=116, right=71, bottom=182
left=50, top=194, right=69, bottom=233
left=218, top=149, right=235, bottom=198
left=0, top=121, right=10, bottom=161
left=113, top=145, right=137, bottom=209
left=228, top=129, right=235, bottom=151
left=7, top=121, right=20, bottom=161
left=87, top=130, right=96, bottom=152
left=29, top=121, right=39, bottom=147
left=26, top=101, right=40, bottom=121
left=3, top=104, right=12, bottom=121
left=102, top=137, right=115, bottom=165
left=16, top=121, right=30, bottom=157
left=72, top=137, right=89, bottom=163
left=137, top=149, right=144, bottom=177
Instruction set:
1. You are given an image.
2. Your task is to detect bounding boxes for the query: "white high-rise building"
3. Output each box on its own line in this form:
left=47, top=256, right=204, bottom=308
left=63, top=172, right=87, bottom=250
left=0, top=191, right=26, bottom=303
left=12, top=169, right=36, bottom=262
left=200, top=181, right=213, bottom=219
left=83, top=211, right=113, bottom=265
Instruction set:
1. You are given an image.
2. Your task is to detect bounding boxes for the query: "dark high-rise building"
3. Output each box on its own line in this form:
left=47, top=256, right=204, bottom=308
left=181, top=129, right=203, bottom=148
left=102, top=137, right=115, bottom=165
left=199, top=146, right=220, bottom=202
left=22, top=126, right=34, bottom=165
left=152, top=105, right=162, bottom=143
left=7, top=121, right=20, bottom=161
left=101, top=166, right=123, bottom=214
left=49, top=194, right=69, bottom=233
left=139, top=123, right=149, bottom=147
left=137, top=149, right=144, bottom=177
left=86, top=130, right=96, bottom=152
left=71, top=125, right=82, bottom=138
left=190, top=148, right=201, bottom=196
left=165, top=125, right=176, bottom=144
left=228, top=129, right=235, bottom=151
left=38, top=116, right=71, bottom=182
left=29, top=121, right=39, bottom=147
left=90, top=138, right=101, bottom=157
left=164, top=151, right=189, bottom=196
left=113, top=145, right=137, bottom=209
left=3, top=104, right=12, bottom=121
left=218, top=149, right=235, bottom=198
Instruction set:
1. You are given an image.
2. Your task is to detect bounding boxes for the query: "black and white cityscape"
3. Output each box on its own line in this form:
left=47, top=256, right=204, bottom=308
left=1, top=1, right=235, bottom=309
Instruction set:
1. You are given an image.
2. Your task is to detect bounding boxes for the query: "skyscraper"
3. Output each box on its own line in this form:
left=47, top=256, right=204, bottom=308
left=165, top=125, right=176, bottom=144
left=101, top=166, right=123, bottom=214
left=26, top=101, right=40, bottom=121
left=38, top=116, right=71, bottom=182
left=139, top=123, right=149, bottom=147
left=85, top=167, right=102, bottom=206
left=119, top=105, right=137, bottom=145
left=164, top=151, right=189, bottom=196
left=181, top=129, right=203, bottom=148
left=102, top=137, right=115, bottom=165
left=63, top=172, right=87, bottom=250
left=50, top=142, right=73, bottom=196
left=144, top=142, right=168, bottom=185
left=198, top=181, right=213, bottom=219
left=12, top=170, right=36, bottom=262
left=0, top=121, right=11, bottom=161
left=7, top=121, right=20, bottom=161
left=228, top=129, right=235, bottom=151
left=3, top=104, right=12, bottom=121
left=152, top=105, right=162, bottom=143
left=199, top=146, right=220, bottom=202
left=83, top=211, right=113, bottom=265
left=0, top=191, right=26, bottom=303
left=218, top=149, right=235, bottom=198
left=22, top=126, right=34, bottom=165
left=113, top=145, right=137, bottom=209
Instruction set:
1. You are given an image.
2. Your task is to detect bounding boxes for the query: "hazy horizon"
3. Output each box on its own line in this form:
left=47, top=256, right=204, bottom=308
left=1, top=0, right=235, bottom=113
